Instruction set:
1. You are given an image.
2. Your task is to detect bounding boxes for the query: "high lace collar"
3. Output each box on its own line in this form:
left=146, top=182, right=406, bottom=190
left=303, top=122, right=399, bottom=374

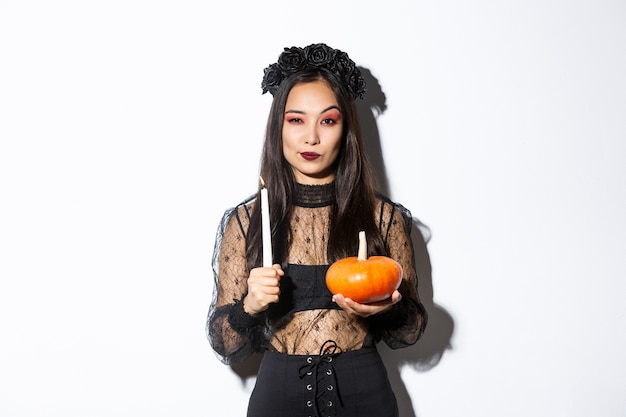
left=293, top=182, right=335, bottom=208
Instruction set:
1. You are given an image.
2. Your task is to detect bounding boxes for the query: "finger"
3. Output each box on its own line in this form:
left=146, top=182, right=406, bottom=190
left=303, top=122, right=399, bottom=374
left=248, top=284, right=281, bottom=301
left=259, top=284, right=281, bottom=295
left=250, top=276, right=281, bottom=286
left=332, top=294, right=359, bottom=315
left=272, top=264, right=285, bottom=276
left=250, top=265, right=282, bottom=276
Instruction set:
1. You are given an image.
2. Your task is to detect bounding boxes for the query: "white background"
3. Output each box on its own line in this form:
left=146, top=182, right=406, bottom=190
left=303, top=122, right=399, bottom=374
left=1, top=1, right=625, bottom=416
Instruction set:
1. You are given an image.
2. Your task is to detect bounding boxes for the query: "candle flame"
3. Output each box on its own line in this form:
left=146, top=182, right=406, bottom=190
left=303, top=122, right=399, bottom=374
left=259, top=176, right=266, bottom=188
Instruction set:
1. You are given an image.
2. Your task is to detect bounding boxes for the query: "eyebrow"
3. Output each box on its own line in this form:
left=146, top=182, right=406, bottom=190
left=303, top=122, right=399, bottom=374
left=284, top=105, right=342, bottom=115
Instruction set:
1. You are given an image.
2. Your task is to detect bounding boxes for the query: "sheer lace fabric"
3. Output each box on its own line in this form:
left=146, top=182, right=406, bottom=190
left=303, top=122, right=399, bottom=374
left=207, top=183, right=426, bottom=364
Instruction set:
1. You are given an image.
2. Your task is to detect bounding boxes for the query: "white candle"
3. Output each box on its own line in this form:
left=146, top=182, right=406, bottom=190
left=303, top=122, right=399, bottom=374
left=260, top=177, right=272, bottom=267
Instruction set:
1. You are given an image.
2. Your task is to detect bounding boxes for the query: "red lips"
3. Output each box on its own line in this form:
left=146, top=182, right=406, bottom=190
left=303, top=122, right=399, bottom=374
left=300, top=152, right=320, bottom=161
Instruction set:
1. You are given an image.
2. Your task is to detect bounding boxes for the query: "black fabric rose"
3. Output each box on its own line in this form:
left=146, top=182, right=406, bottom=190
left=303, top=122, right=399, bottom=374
left=334, top=51, right=356, bottom=79
left=349, top=70, right=366, bottom=99
left=261, top=63, right=284, bottom=95
left=277, top=46, right=306, bottom=73
left=305, top=43, right=336, bottom=67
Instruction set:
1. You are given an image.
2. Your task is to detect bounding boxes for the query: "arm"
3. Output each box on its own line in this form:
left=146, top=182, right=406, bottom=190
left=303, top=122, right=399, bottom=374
left=368, top=200, right=428, bottom=348
left=206, top=204, right=266, bottom=364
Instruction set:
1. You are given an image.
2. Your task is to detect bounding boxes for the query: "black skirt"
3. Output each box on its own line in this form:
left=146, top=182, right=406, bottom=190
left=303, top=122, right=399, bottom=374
left=247, top=343, right=399, bottom=417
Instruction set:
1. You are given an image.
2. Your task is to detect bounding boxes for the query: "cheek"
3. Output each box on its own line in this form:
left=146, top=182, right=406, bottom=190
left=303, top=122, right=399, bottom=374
left=329, top=146, right=341, bottom=164
left=281, top=130, right=293, bottom=152
left=281, top=139, right=290, bottom=162
left=281, top=134, right=299, bottom=166
left=327, top=133, right=343, bottom=156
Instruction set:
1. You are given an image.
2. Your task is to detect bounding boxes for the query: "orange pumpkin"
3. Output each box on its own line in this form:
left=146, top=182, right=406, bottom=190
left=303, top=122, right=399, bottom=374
left=326, top=231, right=403, bottom=303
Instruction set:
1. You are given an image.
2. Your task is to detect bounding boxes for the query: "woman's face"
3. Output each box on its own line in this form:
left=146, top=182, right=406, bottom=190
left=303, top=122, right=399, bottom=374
left=282, top=80, right=343, bottom=185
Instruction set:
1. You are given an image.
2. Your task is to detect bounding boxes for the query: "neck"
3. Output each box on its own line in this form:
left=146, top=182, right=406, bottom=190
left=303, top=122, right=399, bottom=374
left=293, top=182, right=334, bottom=208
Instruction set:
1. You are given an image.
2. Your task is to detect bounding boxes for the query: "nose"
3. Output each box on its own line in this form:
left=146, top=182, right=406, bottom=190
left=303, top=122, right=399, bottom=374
left=305, top=127, right=320, bottom=145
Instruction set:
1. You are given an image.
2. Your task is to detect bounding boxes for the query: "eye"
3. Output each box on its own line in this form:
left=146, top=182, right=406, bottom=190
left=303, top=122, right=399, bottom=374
left=286, top=116, right=304, bottom=124
left=320, top=109, right=342, bottom=125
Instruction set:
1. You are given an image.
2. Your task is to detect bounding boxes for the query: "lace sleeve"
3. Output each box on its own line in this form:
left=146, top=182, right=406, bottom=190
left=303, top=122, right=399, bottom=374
left=369, top=199, right=428, bottom=348
left=206, top=199, right=266, bottom=364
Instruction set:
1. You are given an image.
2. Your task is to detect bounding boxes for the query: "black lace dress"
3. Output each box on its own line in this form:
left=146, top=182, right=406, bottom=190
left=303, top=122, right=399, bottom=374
left=207, top=182, right=427, bottom=417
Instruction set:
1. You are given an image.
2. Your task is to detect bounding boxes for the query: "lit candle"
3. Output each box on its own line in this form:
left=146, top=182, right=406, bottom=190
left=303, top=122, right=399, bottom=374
left=260, top=176, right=272, bottom=267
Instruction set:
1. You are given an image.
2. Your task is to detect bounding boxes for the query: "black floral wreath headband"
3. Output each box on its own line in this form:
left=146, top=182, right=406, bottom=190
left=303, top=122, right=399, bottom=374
left=261, top=43, right=366, bottom=100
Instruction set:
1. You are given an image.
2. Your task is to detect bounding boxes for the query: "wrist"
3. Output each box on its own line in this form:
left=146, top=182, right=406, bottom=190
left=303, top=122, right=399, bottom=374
left=242, top=295, right=259, bottom=315
left=228, top=296, right=264, bottom=334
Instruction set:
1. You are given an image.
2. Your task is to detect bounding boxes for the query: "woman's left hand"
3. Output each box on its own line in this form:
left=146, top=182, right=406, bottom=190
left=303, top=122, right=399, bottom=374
left=332, top=290, right=402, bottom=318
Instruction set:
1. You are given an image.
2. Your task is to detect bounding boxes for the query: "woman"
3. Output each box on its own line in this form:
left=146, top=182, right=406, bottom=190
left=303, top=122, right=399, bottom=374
left=207, top=43, right=427, bottom=417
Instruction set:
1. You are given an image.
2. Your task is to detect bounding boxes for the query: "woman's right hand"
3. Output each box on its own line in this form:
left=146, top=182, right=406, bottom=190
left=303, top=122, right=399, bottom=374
left=243, top=264, right=284, bottom=315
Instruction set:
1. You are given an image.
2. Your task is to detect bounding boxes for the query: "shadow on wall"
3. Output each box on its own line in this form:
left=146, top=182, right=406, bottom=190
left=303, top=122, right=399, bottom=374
left=378, top=218, right=455, bottom=417
left=229, top=67, right=455, bottom=417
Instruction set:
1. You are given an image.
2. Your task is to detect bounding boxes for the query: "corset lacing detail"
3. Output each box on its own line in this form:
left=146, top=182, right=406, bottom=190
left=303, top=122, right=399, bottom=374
left=298, top=340, right=343, bottom=417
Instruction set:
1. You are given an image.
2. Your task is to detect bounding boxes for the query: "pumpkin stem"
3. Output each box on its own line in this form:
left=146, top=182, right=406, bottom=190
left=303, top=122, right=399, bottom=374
left=357, top=230, right=368, bottom=261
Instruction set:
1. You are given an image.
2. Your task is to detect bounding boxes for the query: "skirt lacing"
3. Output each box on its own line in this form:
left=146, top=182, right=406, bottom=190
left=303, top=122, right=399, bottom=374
left=298, top=340, right=343, bottom=417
